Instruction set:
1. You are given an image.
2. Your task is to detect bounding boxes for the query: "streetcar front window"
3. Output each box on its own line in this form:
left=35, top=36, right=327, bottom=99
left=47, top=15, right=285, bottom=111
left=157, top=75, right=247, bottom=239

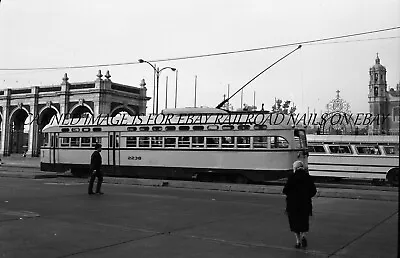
left=271, top=136, right=289, bottom=149
left=42, top=133, right=49, bottom=146
left=294, top=129, right=307, bottom=149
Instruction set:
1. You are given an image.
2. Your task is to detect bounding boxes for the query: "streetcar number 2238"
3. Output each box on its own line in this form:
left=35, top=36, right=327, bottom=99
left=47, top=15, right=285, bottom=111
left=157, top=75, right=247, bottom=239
left=128, top=156, right=141, bottom=160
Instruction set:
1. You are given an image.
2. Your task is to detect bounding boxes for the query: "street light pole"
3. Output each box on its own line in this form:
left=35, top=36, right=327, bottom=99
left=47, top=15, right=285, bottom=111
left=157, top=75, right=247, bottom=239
left=139, top=59, right=176, bottom=114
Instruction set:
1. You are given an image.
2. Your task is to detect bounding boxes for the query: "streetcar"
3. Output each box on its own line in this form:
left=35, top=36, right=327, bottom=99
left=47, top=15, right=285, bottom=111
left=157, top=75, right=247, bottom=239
left=40, top=108, right=308, bottom=183
left=307, top=134, right=399, bottom=186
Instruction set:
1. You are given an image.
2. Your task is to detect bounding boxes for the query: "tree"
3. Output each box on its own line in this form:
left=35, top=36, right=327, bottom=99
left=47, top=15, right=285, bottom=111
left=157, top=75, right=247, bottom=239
left=238, top=103, right=257, bottom=112
left=272, top=99, right=296, bottom=114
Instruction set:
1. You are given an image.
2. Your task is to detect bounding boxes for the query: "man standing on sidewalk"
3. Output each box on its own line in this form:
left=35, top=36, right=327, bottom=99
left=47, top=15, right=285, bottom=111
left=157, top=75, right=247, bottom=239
left=88, top=143, right=104, bottom=195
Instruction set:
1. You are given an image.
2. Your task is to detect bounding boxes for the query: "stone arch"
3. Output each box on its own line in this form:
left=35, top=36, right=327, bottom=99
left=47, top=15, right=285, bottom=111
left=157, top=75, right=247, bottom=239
left=110, top=105, right=136, bottom=116
left=9, top=107, right=30, bottom=154
left=69, top=103, right=93, bottom=118
left=37, top=107, right=59, bottom=148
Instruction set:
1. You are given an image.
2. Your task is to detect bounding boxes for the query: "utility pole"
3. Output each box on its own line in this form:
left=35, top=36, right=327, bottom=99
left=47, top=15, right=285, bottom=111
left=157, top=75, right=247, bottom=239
left=194, top=75, right=197, bottom=107
left=165, top=76, right=169, bottom=109
left=174, top=70, right=178, bottom=108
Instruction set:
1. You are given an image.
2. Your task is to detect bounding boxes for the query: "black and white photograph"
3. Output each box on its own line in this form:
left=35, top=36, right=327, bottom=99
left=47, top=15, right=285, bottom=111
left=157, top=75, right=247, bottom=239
left=0, top=1, right=398, bottom=257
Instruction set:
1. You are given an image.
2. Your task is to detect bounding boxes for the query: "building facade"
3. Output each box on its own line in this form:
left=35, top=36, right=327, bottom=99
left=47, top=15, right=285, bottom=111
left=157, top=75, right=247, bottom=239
left=368, top=54, right=400, bottom=135
left=0, top=70, right=150, bottom=157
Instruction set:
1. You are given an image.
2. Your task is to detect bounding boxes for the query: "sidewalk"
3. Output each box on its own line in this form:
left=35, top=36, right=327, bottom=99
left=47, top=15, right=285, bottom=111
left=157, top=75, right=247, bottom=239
left=0, top=155, right=40, bottom=168
left=0, top=155, right=53, bottom=179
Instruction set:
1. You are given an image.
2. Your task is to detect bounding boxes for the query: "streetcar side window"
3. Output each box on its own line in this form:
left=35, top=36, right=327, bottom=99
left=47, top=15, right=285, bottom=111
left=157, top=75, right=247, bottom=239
left=70, top=137, right=80, bottom=147
left=81, top=137, right=91, bottom=147
left=151, top=137, right=163, bottom=148
left=192, top=137, right=204, bottom=148
left=356, top=146, right=380, bottom=155
left=126, top=136, right=137, bottom=148
left=138, top=136, right=150, bottom=147
left=237, top=136, right=250, bottom=148
left=206, top=137, right=220, bottom=148
left=91, top=137, right=102, bottom=147
left=164, top=137, right=176, bottom=148
left=221, top=136, right=234, bottom=148
left=253, top=136, right=268, bottom=149
left=178, top=136, right=190, bottom=148
left=309, top=145, right=325, bottom=153
left=383, top=146, right=399, bottom=155
left=60, top=137, right=70, bottom=147
left=328, top=145, right=352, bottom=154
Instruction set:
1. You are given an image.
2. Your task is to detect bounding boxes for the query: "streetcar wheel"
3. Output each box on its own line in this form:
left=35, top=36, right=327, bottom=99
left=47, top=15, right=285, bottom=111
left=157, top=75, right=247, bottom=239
left=386, top=168, right=399, bottom=187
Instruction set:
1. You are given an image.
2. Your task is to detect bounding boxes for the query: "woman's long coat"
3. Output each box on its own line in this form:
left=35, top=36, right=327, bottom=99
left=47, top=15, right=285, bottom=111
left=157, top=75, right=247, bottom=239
left=283, top=168, right=317, bottom=232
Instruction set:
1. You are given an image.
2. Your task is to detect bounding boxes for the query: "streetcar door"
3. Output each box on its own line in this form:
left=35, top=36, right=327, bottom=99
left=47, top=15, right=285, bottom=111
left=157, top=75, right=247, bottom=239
left=107, top=132, right=120, bottom=171
left=49, top=132, right=59, bottom=168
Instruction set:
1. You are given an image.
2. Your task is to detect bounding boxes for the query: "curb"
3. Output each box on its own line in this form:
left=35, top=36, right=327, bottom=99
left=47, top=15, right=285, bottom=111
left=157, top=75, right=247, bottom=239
left=0, top=167, right=398, bottom=202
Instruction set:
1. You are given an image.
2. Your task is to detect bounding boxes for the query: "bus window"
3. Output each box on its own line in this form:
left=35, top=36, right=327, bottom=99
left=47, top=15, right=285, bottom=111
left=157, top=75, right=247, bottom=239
left=91, top=137, right=102, bottom=147
left=138, top=137, right=150, bottom=147
left=192, top=137, right=204, bottom=148
left=164, top=137, right=176, bottom=148
left=253, top=136, right=268, bottom=149
left=271, top=136, right=289, bottom=149
left=178, top=136, right=190, bottom=148
left=384, top=146, right=399, bottom=155
left=329, top=145, right=352, bottom=154
left=309, top=145, right=325, bottom=153
left=356, top=146, right=380, bottom=155
left=221, top=136, right=234, bottom=148
left=126, top=136, right=137, bottom=147
left=206, top=137, right=219, bottom=148
left=237, top=137, right=250, bottom=148
left=151, top=137, right=163, bottom=147
left=81, top=137, right=91, bottom=147
left=71, top=137, right=80, bottom=147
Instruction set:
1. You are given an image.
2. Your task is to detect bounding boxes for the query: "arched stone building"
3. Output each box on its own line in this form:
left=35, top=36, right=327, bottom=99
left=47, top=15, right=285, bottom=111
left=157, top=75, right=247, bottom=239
left=0, top=70, right=149, bottom=157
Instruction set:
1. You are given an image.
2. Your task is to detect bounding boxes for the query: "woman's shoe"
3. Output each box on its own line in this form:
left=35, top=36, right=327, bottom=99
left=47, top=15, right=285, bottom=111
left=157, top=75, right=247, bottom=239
left=295, top=243, right=301, bottom=249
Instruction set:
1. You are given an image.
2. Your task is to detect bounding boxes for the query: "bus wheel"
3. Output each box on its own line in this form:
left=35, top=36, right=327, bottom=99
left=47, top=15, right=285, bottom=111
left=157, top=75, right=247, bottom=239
left=234, top=175, right=248, bottom=184
left=386, top=168, right=399, bottom=187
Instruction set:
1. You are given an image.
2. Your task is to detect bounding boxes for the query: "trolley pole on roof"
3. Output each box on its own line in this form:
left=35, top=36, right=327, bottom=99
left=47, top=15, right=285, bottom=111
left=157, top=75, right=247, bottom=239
left=216, top=45, right=302, bottom=109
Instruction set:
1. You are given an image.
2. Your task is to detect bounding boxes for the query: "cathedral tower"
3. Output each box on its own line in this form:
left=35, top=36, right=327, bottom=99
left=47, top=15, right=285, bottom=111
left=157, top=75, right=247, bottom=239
left=368, top=54, right=387, bottom=134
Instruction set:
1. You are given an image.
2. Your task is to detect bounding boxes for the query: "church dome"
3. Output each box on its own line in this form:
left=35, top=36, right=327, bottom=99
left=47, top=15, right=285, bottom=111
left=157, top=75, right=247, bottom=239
left=370, top=53, right=386, bottom=71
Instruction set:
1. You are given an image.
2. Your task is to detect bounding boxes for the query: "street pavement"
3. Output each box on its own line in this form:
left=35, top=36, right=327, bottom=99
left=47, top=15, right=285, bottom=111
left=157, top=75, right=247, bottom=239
left=0, top=177, right=398, bottom=258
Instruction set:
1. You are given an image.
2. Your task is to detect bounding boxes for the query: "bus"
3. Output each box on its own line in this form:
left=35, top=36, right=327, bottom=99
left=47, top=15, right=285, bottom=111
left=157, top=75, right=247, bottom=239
left=40, top=108, right=308, bottom=183
left=307, top=134, right=399, bottom=186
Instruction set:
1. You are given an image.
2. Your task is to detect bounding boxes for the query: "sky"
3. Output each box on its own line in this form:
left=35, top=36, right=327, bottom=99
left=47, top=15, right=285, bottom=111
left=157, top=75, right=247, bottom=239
left=0, top=0, right=399, bottom=114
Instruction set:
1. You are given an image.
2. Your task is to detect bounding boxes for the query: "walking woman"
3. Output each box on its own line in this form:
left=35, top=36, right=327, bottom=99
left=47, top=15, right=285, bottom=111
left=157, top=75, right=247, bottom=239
left=283, top=161, right=317, bottom=248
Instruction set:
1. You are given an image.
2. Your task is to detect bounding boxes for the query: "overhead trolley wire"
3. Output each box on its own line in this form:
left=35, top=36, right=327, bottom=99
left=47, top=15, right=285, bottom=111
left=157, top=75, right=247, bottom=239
left=0, top=26, right=399, bottom=71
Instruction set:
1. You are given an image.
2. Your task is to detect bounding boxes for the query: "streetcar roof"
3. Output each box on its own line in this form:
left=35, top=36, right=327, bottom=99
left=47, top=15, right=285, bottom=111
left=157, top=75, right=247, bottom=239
left=42, top=112, right=305, bottom=132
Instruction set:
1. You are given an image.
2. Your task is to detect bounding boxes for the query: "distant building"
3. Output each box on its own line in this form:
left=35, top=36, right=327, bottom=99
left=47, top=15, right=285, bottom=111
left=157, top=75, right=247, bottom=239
left=368, top=54, right=400, bottom=135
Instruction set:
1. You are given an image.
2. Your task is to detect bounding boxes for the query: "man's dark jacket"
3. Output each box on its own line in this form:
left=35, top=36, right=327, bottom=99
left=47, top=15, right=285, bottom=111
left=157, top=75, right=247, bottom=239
left=90, top=151, right=102, bottom=172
